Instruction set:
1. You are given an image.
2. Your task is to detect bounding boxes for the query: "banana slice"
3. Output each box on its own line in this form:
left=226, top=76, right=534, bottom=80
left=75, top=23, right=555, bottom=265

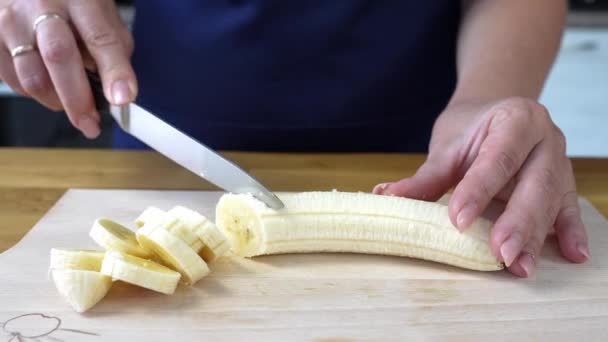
left=50, top=248, right=105, bottom=271
left=49, top=248, right=112, bottom=312
left=216, top=192, right=503, bottom=271
left=90, top=218, right=152, bottom=258
left=168, top=206, right=230, bottom=262
left=136, top=224, right=209, bottom=285
left=52, top=269, right=112, bottom=313
left=136, top=207, right=205, bottom=253
left=101, top=250, right=181, bottom=295
left=135, top=206, right=167, bottom=228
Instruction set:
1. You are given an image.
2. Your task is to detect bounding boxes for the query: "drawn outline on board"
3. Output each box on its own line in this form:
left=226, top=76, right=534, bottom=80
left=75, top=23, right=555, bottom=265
left=1, top=313, right=99, bottom=341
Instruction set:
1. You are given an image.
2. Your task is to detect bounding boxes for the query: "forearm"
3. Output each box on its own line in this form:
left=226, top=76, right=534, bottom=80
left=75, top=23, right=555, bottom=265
left=449, top=0, right=567, bottom=107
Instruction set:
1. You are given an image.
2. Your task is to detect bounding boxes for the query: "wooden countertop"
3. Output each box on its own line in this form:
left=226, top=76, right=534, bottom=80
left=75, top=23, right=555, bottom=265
left=2, top=148, right=607, bottom=253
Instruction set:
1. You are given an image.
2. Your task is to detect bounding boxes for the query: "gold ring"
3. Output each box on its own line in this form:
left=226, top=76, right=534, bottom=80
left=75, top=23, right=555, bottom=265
left=33, top=12, right=67, bottom=32
left=10, top=44, right=36, bottom=58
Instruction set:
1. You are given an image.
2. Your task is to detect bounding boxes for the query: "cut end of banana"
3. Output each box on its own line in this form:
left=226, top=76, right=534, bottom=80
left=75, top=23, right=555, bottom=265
left=51, top=269, right=112, bottom=313
left=50, top=248, right=106, bottom=271
left=216, top=191, right=504, bottom=271
left=101, top=250, right=181, bottom=295
left=136, top=224, right=210, bottom=285
left=90, top=218, right=152, bottom=258
left=215, top=194, right=265, bottom=258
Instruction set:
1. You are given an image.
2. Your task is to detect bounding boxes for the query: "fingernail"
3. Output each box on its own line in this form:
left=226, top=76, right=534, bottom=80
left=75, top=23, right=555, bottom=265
left=112, top=79, right=132, bottom=105
left=577, top=243, right=591, bottom=260
left=500, top=232, right=524, bottom=267
left=518, top=252, right=536, bottom=278
left=373, top=183, right=393, bottom=195
left=456, top=203, right=477, bottom=231
left=79, top=115, right=101, bottom=139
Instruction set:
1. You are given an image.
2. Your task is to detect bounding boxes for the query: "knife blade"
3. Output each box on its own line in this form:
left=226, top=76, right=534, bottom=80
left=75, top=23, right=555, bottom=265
left=87, top=71, right=284, bottom=210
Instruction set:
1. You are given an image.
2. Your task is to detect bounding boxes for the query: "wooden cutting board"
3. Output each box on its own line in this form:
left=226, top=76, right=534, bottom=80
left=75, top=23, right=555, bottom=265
left=1, top=189, right=607, bottom=341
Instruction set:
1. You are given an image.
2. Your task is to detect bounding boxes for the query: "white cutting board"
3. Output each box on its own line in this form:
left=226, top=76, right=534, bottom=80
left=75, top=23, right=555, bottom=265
left=1, top=189, right=607, bottom=342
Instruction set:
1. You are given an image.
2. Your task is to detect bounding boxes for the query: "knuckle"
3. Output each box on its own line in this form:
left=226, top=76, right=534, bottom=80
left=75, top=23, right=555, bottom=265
left=492, top=97, right=553, bottom=129
left=40, top=38, right=74, bottom=63
left=0, top=6, right=15, bottom=30
left=122, top=30, right=134, bottom=54
left=513, top=214, right=534, bottom=243
left=533, top=167, right=560, bottom=199
left=523, top=237, right=543, bottom=256
left=492, top=100, right=533, bottom=125
left=470, top=170, right=493, bottom=202
left=20, top=74, right=50, bottom=95
left=552, top=125, right=567, bottom=154
left=495, top=150, right=519, bottom=180
left=0, top=5, right=15, bottom=25
left=534, top=103, right=552, bottom=125
left=83, top=26, right=121, bottom=48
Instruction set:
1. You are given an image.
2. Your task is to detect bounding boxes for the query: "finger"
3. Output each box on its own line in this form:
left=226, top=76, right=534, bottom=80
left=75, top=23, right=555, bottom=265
left=489, top=140, right=563, bottom=267
left=554, top=162, right=589, bottom=263
left=373, top=154, right=457, bottom=201
left=68, top=1, right=137, bottom=105
left=0, top=7, right=61, bottom=110
left=0, top=37, right=25, bottom=95
left=508, top=217, right=549, bottom=278
left=494, top=178, right=517, bottom=203
left=448, top=107, right=544, bottom=231
left=34, top=8, right=100, bottom=139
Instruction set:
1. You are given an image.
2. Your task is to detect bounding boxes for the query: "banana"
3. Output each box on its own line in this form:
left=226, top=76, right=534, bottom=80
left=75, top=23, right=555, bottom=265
left=51, top=270, right=113, bottom=313
left=168, top=206, right=230, bottom=262
left=136, top=207, right=205, bottom=253
left=215, top=191, right=504, bottom=271
left=90, top=218, right=152, bottom=258
left=136, top=224, right=210, bottom=285
left=50, top=248, right=105, bottom=271
left=135, top=206, right=167, bottom=228
left=100, top=250, right=181, bottom=295
left=48, top=248, right=112, bottom=313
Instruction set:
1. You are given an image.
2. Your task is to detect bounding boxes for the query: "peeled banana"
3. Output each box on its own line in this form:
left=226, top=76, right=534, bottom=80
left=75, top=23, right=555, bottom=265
left=49, top=248, right=112, bottom=313
left=215, top=191, right=503, bottom=271
left=101, top=250, right=181, bottom=295
left=90, top=219, right=152, bottom=258
left=136, top=224, right=210, bottom=285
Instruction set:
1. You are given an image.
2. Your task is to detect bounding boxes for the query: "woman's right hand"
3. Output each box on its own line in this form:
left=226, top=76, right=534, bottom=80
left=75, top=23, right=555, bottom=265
left=0, top=0, right=137, bottom=138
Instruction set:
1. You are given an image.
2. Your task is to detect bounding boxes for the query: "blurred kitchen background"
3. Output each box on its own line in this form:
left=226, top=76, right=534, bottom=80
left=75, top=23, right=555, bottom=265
left=0, top=0, right=606, bottom=156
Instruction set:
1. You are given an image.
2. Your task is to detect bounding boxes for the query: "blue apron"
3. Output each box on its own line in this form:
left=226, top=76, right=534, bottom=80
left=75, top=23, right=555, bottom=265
left=113, top=1, right=460, bottom=152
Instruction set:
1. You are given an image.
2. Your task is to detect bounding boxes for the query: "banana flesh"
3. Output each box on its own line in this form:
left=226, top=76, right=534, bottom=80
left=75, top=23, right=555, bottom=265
left=101, top=250, right=181, bottom=295
left=215, top=191, right=503, bottom=271
left=136, top=224, right=210, bottom=285
left=135, top=206, right=166, bottom=228
left=168, top=206, right=230, bottom=262
left=51, top=270, right=113, bottom=313
left=48, top=248, right=112, bottom=313
left=90, top=219, right=152, bottom=258
left=50, top=248, right=106, bottom=271
left=136, top=207, right=205, bottom=253
left=50, top=205, right=218, bottom=312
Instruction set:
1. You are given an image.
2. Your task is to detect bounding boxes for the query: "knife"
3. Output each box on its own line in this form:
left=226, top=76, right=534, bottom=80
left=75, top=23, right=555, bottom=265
left=86, top=70, right=285, bottom=210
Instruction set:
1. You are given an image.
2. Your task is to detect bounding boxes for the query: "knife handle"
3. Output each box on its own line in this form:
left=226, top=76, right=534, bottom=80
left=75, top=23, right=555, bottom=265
left=85, top=69, right=109, bottom=114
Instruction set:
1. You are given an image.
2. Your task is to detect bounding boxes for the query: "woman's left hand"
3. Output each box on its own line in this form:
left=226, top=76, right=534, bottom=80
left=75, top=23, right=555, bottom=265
left=373, top=97, right=590, bottom=277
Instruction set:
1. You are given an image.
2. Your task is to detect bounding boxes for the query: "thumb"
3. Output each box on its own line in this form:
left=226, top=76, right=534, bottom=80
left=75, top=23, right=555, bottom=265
left=373, top=156, right=457, bottom=201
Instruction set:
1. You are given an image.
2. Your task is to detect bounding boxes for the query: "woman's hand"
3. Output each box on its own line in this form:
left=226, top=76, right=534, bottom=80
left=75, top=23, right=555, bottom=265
left=373, top=97, right=590, bottom=277
left=0, top=0, right=136, bottom=138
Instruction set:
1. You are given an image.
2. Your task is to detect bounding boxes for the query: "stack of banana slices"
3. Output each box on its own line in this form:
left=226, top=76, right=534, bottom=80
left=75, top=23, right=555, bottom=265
left=49, top=206, right=229, bottom=313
